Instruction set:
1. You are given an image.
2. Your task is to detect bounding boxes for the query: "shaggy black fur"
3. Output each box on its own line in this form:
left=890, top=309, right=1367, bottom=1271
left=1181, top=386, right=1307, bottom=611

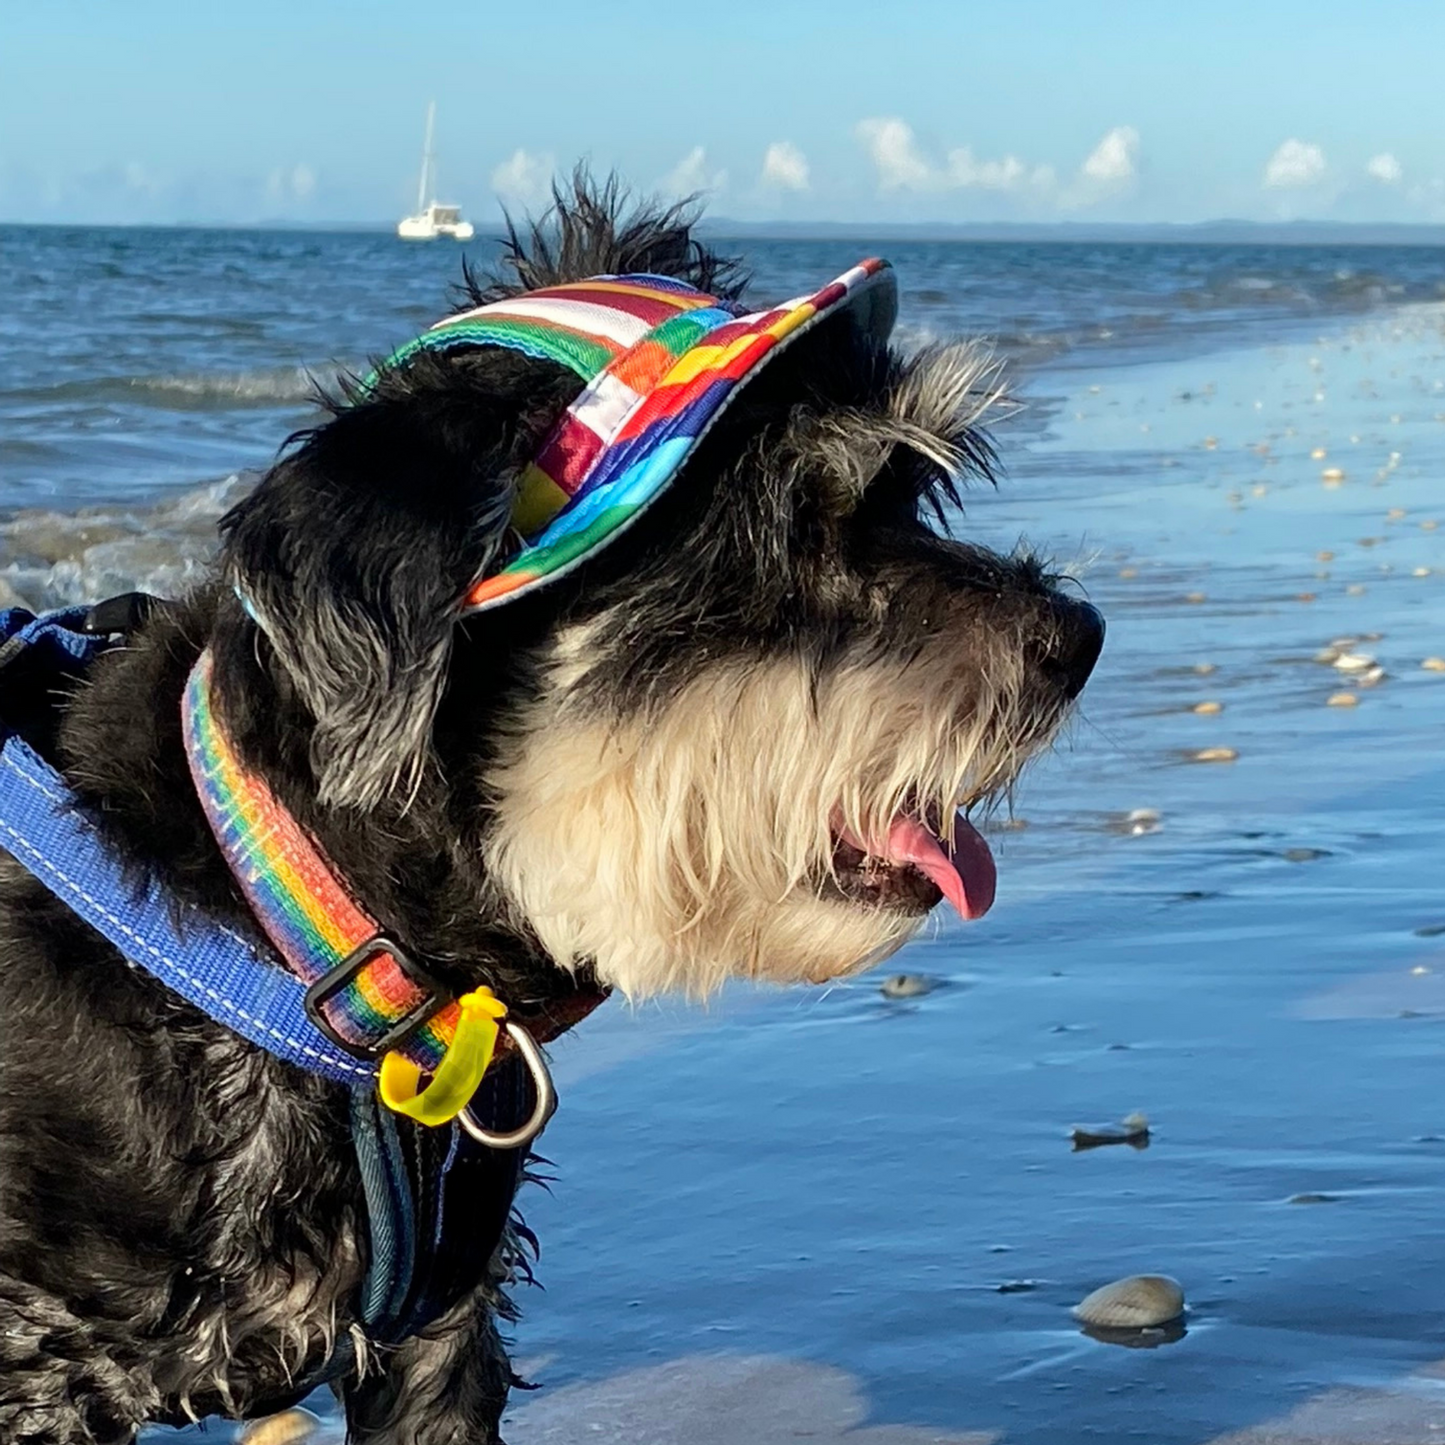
left=0, top=177, right=1102, bottom=1444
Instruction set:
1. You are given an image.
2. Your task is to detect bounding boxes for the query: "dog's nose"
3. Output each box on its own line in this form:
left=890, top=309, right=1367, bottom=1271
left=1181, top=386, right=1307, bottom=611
left=1039, top=595, right=1104, bottom=701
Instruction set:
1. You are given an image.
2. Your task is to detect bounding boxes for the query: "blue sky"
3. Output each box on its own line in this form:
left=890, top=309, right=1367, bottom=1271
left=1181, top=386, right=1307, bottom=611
left=4, top=0, right=1444, bottom=226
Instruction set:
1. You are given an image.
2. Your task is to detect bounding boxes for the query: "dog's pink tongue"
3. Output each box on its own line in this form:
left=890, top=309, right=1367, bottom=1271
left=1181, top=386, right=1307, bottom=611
left=883, top=814, right=996, bottom=920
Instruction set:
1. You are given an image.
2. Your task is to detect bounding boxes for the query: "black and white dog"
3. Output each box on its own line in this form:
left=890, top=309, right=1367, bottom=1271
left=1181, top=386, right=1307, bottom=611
left=0, top=180, right=1101, bottom=1444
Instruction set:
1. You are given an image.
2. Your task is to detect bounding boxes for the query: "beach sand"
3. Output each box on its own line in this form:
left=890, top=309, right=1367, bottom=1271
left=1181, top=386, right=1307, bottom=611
left=483, top=304, right=1445, bottom=1444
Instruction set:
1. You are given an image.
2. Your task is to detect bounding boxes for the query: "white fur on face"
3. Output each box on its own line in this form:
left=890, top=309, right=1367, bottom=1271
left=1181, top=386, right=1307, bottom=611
left=482, top=629, right=1043, bottom=1000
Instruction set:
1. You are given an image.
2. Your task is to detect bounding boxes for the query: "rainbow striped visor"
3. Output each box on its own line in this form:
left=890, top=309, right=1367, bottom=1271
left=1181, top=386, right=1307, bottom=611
left=379, top=257, right=898, bottom=613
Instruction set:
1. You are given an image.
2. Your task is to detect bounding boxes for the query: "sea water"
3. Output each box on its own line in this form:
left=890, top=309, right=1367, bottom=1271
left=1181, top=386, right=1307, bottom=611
left=3, top=225, right=1444, bottom=1444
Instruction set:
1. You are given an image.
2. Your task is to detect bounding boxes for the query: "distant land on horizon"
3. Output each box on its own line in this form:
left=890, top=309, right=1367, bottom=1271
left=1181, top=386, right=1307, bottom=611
left=7, top=218, right=1445, bottom=246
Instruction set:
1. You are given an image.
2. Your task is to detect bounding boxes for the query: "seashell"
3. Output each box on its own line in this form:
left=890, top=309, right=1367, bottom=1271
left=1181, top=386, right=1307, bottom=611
left=1184, top=591, right=1207, bottom=604
left=1356, top=666, right=1386, bottom=688
left=1124, top=807, right=1162, bottom=836
left=1192, top=747, right=1238, bottom=763
left=1387, top=508, right=1407, bottom=521
left=1203, top=436, right=1218, bottom=450
left=1421, top=657, right=1445, bottom=672
left=1321, top=467, right=1345, bottom=482
left=1317, top=550, right=1336, bottom=561
left=1345, top=584, right=1368, bottom=596
left=1118, top=566, right=1139, bottom=579
left=1333, top=652, right=1374, bottom=672
left=1191, top=700, right=1223, bottom=715
left=1422, top=519, right=1439, bottom=531
left=1414, top=567, right=1432, bottom=577
left=1073, top=1274, right=1185, bottom=1329
left=1252, top=484, right=1268, bottom=497
left=1310, top=447, right=1327, bottom=460
left=1192, top=662, right=1216, bottom=675
left=1327, top=692, right=1358, bottom=707
left=240, top=1410, right=323, bottom=1445
left=880, top=973, right=937, bottom=999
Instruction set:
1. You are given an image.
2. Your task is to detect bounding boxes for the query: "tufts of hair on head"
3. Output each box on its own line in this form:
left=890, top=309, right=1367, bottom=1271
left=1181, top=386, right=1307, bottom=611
left=459, top=167, right=749, bottom=308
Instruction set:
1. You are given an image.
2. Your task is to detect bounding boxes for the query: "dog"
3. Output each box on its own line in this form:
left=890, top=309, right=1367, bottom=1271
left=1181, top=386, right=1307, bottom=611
left=0, top=177, right=1102, bottom=1445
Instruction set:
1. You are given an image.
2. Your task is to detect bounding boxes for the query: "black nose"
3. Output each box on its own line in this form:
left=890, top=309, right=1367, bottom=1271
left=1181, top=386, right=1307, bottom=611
left=1040, top=595, right=1104, bottom=701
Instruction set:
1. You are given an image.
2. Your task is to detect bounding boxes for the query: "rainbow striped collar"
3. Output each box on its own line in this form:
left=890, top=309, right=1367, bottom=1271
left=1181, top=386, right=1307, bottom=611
left=183, top=649, right=608, bottom=1091
left=376, top=258, right=898, bottom=613
left=182, top=649, right=464, bottom=1074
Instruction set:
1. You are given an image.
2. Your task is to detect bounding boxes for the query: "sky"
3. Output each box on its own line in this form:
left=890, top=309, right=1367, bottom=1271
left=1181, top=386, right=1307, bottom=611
left=4, top=0, right=1445, bottom=228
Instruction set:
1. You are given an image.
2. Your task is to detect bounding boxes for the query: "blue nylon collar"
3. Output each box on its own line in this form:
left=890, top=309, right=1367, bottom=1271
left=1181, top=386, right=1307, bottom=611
left=0, top=607, right=375, bottom=1084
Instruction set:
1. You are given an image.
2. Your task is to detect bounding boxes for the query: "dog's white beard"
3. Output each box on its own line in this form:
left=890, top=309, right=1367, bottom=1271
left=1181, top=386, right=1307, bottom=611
left=482, top=641, right=1037, bottom=1000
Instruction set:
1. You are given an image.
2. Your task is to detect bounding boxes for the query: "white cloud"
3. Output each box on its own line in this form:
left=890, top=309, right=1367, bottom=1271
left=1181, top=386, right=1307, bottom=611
left=760, top=141, right=809, bottom=192
left=491, top=148, right=555, bottom=207
left=1263, top=138, right=1327, bottom=189
left=855, top=117, right=1045, bottom=195
left=266, top=163, right=317, bottom=206
left=1367, top=152, right=1403, bottom=184
left=1082, top=126, right=1139, bottom=184
left=661, top=146, right=726, bottom=197
left=123, top=161, right=162, bottom=197
left=855, top=118, right=934, bottom=190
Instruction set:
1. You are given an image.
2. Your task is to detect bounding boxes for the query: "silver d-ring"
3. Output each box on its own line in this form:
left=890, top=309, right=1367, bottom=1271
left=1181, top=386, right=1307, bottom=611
left=460, top=1020, right=557, bottom=1150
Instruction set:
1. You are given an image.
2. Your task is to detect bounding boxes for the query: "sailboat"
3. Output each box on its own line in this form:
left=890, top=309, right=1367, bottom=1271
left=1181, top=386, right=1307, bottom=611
left=397, top=103, right=474, bottom=241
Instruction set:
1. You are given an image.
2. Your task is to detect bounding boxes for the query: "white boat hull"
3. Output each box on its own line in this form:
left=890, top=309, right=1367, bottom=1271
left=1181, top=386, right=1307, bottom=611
left=397, top=212, right=474, bottom=242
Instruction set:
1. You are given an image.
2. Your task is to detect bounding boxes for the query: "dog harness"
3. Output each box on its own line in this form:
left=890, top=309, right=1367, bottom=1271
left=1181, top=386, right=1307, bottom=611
left=375, top=257, right=898, bottom=611
left=0, top=603, right=599, bottom=1371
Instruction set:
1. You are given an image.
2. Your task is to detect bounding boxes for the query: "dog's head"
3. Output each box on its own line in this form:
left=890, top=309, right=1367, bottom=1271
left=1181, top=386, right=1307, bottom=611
left=218, top=177, right=1102, bottom=1000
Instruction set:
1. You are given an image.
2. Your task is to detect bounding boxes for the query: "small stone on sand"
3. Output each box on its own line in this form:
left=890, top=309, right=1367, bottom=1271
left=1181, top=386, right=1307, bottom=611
left=1070, top=1112, right=1151, bottom=1149
left=1310, top=447, right=1327, bottom=460
left=1192, top=747, right=1238, bottom=763
left=1421, top=657, right=1445, bottom=672
left=1184, top=591, right=1207, bottom=604
left=1316, top=550, right=1335, bottom=562
left=1191, top=701, right=1223, bottom=714
left=1332, top=652, right=1374, bottom=672
left=1327, top=692, right=1358, bottom=707
left=1321, top=467, right=1346, bottom=482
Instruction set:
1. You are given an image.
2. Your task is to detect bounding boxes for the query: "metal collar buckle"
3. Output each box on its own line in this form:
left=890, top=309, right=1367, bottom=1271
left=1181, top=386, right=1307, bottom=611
left=303, top=935, right=451, bottom=1060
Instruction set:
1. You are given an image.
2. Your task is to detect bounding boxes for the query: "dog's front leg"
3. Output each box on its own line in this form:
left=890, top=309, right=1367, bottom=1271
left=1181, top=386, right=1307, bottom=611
left=336, top=1288, right=514, bottom=1445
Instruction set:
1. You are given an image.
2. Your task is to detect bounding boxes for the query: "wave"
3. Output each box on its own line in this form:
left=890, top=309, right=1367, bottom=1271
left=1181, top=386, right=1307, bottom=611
left=0, top=474, right=254, bottom=611
left=0, top=365, right=349, bottom=412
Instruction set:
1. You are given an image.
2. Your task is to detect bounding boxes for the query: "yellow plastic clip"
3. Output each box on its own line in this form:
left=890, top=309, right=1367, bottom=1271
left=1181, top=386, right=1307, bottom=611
left=378, top=988, right=508, bottom=1127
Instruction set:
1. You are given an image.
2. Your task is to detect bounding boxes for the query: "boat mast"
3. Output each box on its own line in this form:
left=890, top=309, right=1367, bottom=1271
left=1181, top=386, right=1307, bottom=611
left=417, top=101, right=436, bottom=211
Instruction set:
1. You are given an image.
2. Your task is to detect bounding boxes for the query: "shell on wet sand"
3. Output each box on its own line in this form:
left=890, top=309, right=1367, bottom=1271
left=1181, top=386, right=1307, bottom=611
left=879, top=973, right=938, bottom=999
left=1073, top=1274, right=1186, bottom=1329
left=240, top=1409, right=323, bottom=1445
left=1191, top=747, right=1238, bottom=763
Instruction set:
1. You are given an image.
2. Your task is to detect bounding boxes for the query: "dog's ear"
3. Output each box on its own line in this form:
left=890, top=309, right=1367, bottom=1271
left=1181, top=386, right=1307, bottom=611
left=220, top=362, right=552, bottom=811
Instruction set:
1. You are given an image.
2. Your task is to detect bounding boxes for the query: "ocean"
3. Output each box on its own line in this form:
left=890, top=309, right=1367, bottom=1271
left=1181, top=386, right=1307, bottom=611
left=3, top=225, right=1444, bottom=1444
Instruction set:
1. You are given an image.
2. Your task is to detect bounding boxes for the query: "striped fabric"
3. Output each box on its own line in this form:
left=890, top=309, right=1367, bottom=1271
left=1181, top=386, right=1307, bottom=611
left=182, top=650, right=457, bottom=1072
left=375, top=258, right=898, bottom=613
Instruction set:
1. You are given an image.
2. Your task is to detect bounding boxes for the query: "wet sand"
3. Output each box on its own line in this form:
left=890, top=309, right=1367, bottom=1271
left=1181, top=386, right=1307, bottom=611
left=489, top=306, right=1445, bottom=1443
